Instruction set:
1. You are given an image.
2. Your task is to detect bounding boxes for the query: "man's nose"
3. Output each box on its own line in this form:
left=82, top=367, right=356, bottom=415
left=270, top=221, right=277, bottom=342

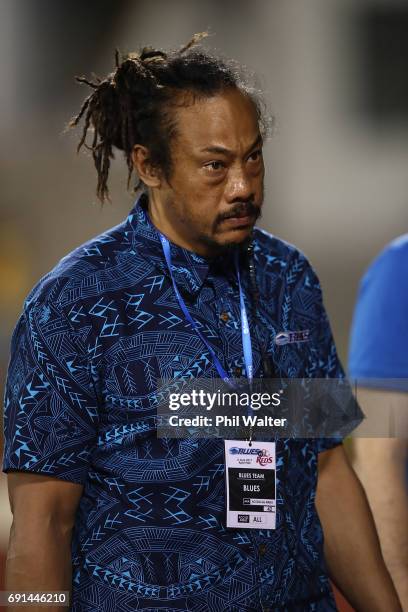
left=225, top=166, right=254, bottom=203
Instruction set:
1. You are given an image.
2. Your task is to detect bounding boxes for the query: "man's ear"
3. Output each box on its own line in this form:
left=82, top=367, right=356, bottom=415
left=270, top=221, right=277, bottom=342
left=131, top=145, right=162, bottom=188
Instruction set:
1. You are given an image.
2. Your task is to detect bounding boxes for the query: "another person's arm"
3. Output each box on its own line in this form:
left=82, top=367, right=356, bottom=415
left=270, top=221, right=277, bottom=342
left=348, top=239, right=408, bottom=608
left=352, top=388, right=408, bottom=610
left=6, top=472, right=83, bottom=611
left=315, top=444, right=402, bottom=612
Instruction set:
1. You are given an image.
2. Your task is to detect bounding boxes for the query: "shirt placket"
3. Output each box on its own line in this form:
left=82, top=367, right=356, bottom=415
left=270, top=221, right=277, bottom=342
left=207, top=274, right=245, bottom=379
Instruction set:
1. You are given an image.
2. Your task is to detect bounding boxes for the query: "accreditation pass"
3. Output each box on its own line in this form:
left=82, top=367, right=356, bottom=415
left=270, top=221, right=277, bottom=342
left=224, top=439, right=276, bottom=529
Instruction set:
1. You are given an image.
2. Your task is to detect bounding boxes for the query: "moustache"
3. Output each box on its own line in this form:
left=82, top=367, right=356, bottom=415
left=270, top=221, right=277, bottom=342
left=217, top=201, right=261, bottom=222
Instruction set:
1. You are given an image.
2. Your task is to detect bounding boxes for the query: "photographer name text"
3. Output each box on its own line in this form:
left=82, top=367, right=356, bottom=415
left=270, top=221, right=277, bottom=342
left=168, top=415, right=287, bottom=428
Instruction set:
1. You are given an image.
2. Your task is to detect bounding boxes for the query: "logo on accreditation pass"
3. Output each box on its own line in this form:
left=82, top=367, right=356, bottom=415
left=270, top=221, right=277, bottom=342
left=229, top=447, right=262, bottom=455
left=256, top=449, right=274, bottom=466
left=229, top=447, right=273, bottom=465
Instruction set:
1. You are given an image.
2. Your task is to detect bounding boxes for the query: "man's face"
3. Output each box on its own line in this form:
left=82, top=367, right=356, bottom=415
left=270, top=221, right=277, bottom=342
left=157, top=87, right=265, bottom=256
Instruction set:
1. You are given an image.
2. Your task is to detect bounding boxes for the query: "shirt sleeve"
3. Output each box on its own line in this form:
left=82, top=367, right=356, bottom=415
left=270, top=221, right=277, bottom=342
left=312, top=304, right=347, bottom=453
left=349, top=240, right=408, bottom=386
left=2, top=299, right=99, bottom=484
left=290, top=250, right=364, bottom=453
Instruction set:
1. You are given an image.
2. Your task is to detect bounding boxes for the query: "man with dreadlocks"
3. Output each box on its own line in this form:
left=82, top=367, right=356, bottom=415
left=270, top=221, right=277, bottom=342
left=3, top=34, right=401, bottom=611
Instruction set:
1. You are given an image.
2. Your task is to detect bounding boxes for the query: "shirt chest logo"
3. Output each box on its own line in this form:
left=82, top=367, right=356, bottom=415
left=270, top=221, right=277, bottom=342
left=275, top=329, right=310, bottom=346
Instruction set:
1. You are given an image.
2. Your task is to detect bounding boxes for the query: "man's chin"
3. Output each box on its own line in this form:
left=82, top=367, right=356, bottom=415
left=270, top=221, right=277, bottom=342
left=199, top=223, right=256, bottom=256
left=220, top=223, right=255, bottom=242
left=209, top=229, right=253, bottom=254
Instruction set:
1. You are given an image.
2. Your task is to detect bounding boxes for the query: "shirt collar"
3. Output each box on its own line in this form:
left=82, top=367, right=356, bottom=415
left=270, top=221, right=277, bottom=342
left=123, top=192, right=238, bottom=297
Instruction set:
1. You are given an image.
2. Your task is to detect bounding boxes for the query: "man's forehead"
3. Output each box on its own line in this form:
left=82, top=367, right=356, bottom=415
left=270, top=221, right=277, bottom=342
left=173, top=89, right=260, bottom=152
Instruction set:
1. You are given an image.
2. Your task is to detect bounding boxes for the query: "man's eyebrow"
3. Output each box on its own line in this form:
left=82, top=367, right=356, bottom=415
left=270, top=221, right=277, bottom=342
left=199, top=134, right=263, bottom=156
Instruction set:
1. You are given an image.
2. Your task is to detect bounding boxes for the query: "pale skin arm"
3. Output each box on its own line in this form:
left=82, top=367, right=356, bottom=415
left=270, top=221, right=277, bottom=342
left=351, top=387, right=408, bottom=610
left=5, top=472, right=83, bottom=611
left=316, top=444, right=402, bottom=612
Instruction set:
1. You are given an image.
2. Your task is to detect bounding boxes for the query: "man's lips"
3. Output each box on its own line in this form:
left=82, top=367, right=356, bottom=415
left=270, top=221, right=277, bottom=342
left=221, top=212, right=256, bottom=227
left=225, top=209, right=253, bottom=219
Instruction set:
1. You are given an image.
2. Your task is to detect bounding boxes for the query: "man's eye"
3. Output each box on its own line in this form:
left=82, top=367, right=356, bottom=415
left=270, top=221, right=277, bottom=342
left=205, top=161, right=225, bottom=171
left=248, top=150, right=262, bottom=162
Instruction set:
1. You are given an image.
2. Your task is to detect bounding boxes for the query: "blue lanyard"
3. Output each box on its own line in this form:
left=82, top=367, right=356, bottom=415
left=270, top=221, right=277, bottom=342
left=235, top=250, right=254, bottom=383
left=159, top=233, right=254, bottom=387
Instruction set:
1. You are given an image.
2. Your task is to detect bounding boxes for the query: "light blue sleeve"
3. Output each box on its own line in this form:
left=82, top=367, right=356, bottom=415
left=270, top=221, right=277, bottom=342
left=349, top=235, right=408, bottom=387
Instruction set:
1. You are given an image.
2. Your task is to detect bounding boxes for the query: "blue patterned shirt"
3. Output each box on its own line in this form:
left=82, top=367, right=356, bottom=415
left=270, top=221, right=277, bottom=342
left=3, top=193, right=345, bottom=611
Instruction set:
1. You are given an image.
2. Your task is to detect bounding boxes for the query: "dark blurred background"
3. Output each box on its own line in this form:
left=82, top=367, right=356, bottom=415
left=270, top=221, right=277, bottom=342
left=1, top=0, right=407, bottom=599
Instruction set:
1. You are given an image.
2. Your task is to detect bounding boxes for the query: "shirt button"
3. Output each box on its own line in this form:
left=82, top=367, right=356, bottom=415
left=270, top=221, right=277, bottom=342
left=233, top=366, right=242, bottom=377
left=258, top=543, right=267, bottom=556
left=220, top=311, right=229, bottom=322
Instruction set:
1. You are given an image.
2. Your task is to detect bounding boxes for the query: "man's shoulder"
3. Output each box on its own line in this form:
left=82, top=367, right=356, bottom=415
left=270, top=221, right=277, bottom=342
left=252, top=227, right=323, bottom=301
left=362, top=233, right=408, bottom=296
left=23, top=218, right=134, bottom=312
left=252, top=226, right=311, bottom=271
left=372, top=233, right=408, bottom=273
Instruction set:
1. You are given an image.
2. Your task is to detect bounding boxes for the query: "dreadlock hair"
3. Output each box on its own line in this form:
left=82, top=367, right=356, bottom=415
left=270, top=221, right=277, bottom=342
left=69, top=32, right=270, bottom=203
